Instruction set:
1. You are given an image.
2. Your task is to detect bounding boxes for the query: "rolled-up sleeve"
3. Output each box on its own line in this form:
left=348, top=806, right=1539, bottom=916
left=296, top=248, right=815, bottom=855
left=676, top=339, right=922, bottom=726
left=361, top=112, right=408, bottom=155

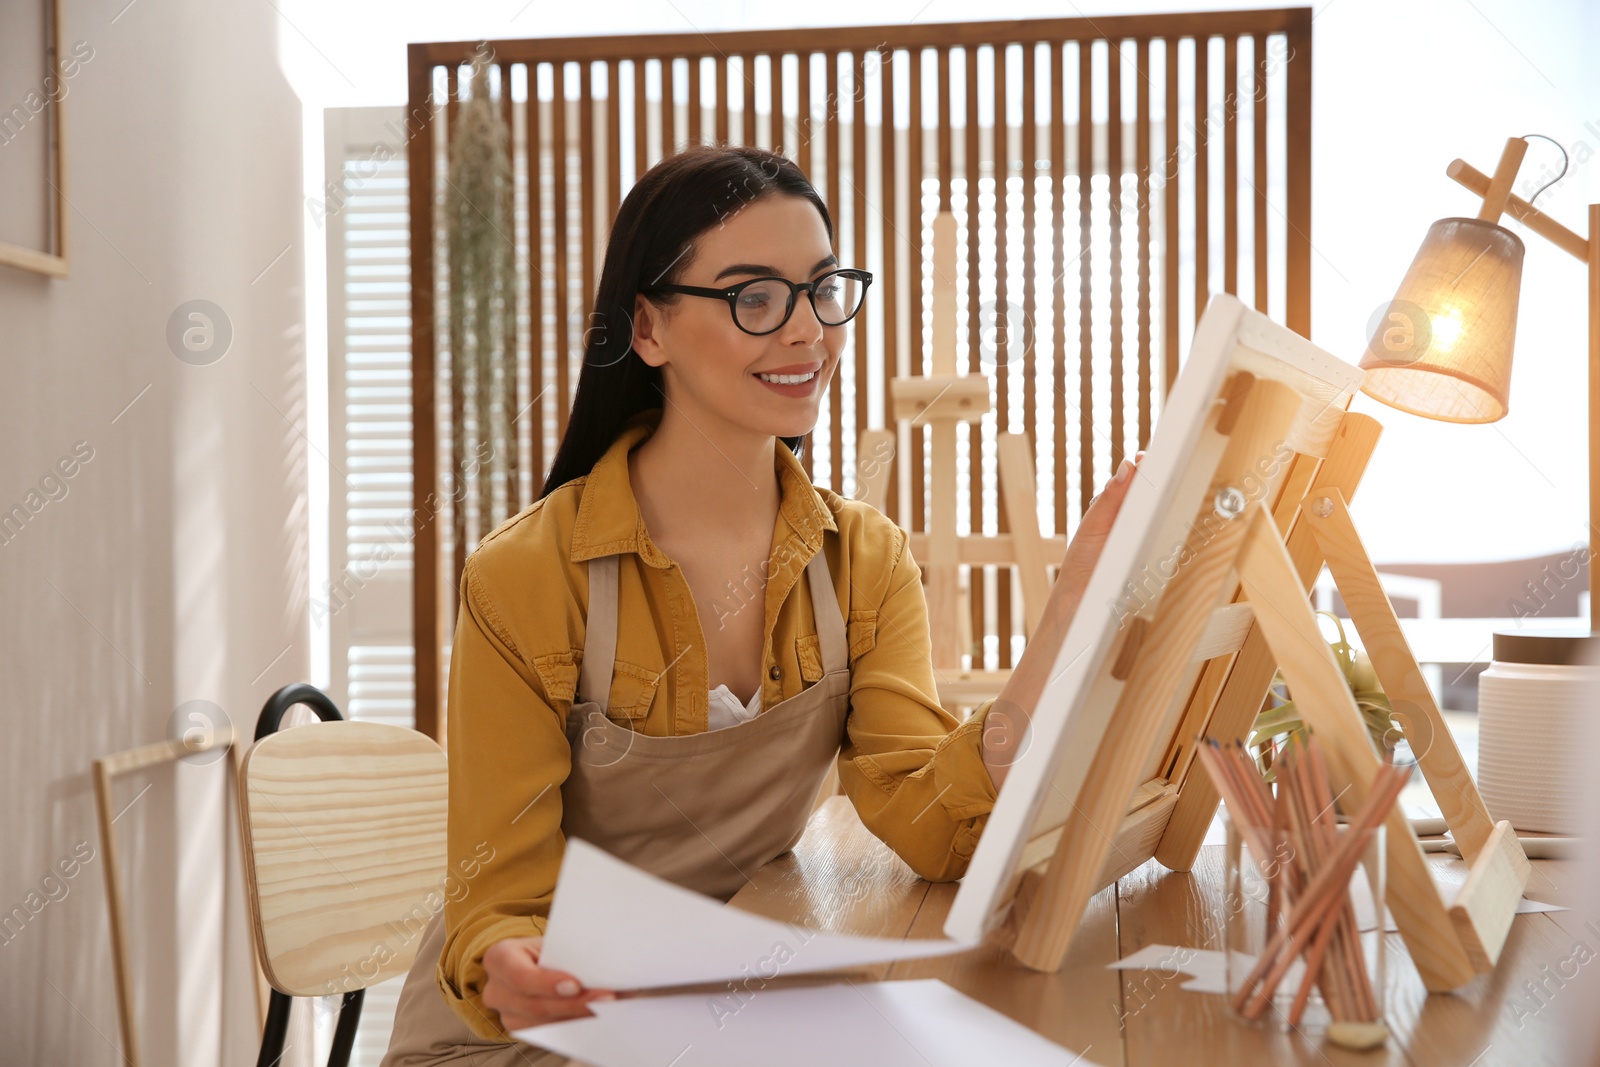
left=837, top=526, right=1000, bottom=882
left=436, top=553, right=572, bottom=1042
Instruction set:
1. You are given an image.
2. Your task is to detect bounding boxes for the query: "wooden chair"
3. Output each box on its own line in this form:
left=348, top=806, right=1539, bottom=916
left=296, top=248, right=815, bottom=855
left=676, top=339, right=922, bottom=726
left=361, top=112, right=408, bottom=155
left=238, top=684, right=448, bottom=1067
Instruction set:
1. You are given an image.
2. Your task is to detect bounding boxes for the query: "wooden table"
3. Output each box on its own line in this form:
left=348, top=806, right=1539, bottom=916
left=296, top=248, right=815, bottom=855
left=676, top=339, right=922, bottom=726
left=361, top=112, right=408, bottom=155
left=728, top=798, right=1584, bottom=1066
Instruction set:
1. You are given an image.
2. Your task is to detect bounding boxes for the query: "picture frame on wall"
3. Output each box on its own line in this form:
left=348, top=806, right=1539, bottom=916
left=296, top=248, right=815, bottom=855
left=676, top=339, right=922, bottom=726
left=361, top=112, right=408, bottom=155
left=0, top=0, right=72, bottom=278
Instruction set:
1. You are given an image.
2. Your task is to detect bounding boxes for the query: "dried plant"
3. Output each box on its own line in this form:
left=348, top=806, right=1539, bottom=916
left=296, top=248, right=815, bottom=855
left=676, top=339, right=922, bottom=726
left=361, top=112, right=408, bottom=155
left=446, top=48, right=517, bottom=543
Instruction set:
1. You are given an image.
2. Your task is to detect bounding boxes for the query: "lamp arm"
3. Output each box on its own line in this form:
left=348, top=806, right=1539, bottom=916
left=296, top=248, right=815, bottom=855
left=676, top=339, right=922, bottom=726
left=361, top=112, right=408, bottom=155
left=1447, top=159, right=1588, bottom=262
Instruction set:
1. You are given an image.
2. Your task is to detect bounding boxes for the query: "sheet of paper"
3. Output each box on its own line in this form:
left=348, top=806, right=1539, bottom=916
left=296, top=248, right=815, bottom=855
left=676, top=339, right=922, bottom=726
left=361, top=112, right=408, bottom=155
left=515, top=978, right=1109, bottom=1067
left=1108, top=944, right=1305, bottom=997
left=539, top=838, right=976, bottom=990
left=1348, top=859, right=1566, bottom=932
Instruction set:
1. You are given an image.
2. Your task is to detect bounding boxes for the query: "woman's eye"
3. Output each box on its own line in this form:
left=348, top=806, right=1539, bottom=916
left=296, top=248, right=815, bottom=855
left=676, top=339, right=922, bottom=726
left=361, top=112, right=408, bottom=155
left=815, top=283, right=841, bottom=300
left=737, top=291, right=771, bottom=307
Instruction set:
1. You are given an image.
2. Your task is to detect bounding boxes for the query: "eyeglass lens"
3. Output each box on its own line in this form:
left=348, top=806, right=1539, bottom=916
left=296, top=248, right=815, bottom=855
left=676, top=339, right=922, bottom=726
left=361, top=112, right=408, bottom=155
left=734, top=274, right=864, bottom=334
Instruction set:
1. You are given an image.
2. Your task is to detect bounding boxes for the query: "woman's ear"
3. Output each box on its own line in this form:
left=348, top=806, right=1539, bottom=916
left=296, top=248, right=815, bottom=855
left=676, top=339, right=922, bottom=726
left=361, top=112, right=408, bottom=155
left=631, top=293, right=667, bottom=368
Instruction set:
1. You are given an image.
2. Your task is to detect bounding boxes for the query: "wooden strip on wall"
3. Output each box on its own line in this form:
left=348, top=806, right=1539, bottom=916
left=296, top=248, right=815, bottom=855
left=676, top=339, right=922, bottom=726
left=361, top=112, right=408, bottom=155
left=742, top=54, right=755, bottom=146
left=1194, top=35, right=1209, bottom=330
left=413, top=12, right=1311, bottom=65
left=1076, top=43, right=1093, bottom=517
left=552, top=62, right=571, bottom=438
left=965, top=45, right=984, bottom=666
left=607, top=62, right=621, bottom=219
left=501, top=62, right=522, bottom=511
left=1285, top=16, right=1311, bottom=336
left=1021, top=43, right=1037, bottom=472
left=1223, top=35, right=1238, bottom=297
left=1051, top=42, right=1067, bottom=536
left=1253, top=34, right=1268, bottom=314
left=662, top=56, right=677, bottom=156
left=579, top=64, right=598, bottom=483
left=798, top=52, right=815, bottom=483
left=880, top=46, right=898, bottom=525
left=907, top=47, right=924, bottom=534
left=634, top=58, right=649, bottom=170
left=1228, top=34, right=1241, bottom=300
left=720, top=52, right=732, bottom=146
left=446, top=64, right=468, bottom=594
left=1107, top=38, right=1125, bottom=474
left=1163, top=38, right=1179, bottom=396
left=853, top=51, right=869, bottom=503
left=687, top=56, right=702, bottom=145
left=771, top=53, right=785, bottom=154
left=407, top=52, right=440, bottom=738
left=530, top=64, right=546, bottom=497
left=1135, top=38, right=1152, bottom=447
left=826, top=51, right=842, bottom=490
left=993, top=43, right=1012, bottom=669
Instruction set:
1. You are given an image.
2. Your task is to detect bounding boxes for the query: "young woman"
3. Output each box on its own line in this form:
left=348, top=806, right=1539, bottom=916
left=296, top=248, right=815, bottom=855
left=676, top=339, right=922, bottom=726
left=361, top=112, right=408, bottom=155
left=382, top=144, right=1137, bottom=1066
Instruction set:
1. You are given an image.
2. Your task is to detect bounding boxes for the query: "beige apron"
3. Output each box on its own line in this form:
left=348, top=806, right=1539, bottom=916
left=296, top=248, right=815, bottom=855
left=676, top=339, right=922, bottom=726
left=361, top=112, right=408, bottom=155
left=381, top=546, right=851, bottom=1066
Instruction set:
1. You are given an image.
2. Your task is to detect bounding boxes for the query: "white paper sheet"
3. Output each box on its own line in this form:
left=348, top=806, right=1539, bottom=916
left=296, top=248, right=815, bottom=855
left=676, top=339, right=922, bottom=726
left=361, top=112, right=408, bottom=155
left=515, top=978, right=1109, bottom=1067
left=1348, top=859, right=1566, bottom=932
left=1108, top=944, right=1306, bottom=997
left=539, top=838, right=977, bottom=990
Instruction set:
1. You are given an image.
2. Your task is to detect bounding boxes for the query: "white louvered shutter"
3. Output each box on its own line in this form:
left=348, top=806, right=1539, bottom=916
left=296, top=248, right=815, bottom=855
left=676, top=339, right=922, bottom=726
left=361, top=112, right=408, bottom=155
left=321, top=104, right=416, bottom=1066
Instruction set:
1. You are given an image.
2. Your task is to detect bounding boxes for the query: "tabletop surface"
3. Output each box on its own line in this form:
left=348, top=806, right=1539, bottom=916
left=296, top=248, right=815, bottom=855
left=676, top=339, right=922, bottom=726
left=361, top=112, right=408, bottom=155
left=726, top=797, right=1584, bottom=1067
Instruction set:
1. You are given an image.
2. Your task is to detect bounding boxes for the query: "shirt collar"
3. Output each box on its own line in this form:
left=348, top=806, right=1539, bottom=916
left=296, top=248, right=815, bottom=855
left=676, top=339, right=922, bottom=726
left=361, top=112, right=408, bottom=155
left=570, top=406, right=837, bottom=567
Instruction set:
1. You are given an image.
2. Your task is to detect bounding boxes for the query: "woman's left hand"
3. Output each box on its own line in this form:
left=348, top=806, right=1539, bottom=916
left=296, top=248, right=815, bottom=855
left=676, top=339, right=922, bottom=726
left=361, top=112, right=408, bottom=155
left=980, top=451, right=1143, bottom=789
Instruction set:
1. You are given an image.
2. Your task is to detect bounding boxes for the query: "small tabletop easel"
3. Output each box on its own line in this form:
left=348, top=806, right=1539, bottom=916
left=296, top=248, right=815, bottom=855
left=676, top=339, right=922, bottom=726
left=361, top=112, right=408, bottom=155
left=1000, top=365, right=1530, bottom=994
left=859, top=213, right=1059, bottom=708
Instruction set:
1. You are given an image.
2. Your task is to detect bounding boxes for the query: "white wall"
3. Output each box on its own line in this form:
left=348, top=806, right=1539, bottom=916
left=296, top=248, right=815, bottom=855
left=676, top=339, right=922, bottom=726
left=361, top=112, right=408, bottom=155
left=0, top=0, right=305, bottom=1063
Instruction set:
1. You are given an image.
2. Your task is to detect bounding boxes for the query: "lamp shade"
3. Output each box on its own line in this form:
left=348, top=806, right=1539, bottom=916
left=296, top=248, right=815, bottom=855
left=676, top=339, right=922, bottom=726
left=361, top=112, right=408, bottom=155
left=1359, top=217, right=1524, bottom=423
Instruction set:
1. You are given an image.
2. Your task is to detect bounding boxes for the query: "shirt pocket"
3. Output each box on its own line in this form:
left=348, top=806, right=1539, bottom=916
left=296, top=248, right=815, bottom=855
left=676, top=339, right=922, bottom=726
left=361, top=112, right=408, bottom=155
left=797, top=609, right=879, bottom=682
left=604, top=659, right=662, bottom=724
left=846, top=610, right=878, bottom=660
left=796, top=633, right=825, bottom=683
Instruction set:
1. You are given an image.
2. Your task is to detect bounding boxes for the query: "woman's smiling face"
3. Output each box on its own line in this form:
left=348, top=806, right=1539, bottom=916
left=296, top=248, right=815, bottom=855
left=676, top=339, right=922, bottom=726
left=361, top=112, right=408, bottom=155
left=630, top=194, right=846, bottom=442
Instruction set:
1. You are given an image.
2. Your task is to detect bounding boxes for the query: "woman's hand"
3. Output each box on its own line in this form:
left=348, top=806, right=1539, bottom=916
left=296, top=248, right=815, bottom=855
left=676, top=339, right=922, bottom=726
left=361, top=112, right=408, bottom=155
left=481, top=935, right=618, bottom=1032
left=1055, top=450, right=1143, bottom=599
left=981, top=452, right=1144, bottom=789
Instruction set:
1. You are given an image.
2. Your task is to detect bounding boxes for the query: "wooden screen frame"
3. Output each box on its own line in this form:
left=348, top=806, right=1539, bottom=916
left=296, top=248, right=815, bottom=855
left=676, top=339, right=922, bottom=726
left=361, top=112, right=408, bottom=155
left=405, top=9, right=1316, bottom=739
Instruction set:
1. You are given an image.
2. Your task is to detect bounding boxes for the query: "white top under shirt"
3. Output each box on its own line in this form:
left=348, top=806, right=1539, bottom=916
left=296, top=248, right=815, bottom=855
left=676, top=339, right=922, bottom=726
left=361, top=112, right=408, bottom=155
left=706, top=683, right=763, bottom=730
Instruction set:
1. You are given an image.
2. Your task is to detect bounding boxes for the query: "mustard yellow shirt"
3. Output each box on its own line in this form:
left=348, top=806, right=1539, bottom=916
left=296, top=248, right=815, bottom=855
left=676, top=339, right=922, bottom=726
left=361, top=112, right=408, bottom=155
left=437, top=406, right=1000, bottom=1040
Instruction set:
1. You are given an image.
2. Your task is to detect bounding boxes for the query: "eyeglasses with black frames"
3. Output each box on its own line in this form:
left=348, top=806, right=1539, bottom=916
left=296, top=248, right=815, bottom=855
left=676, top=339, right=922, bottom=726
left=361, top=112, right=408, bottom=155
left=644, top=268, right=873, bottom=337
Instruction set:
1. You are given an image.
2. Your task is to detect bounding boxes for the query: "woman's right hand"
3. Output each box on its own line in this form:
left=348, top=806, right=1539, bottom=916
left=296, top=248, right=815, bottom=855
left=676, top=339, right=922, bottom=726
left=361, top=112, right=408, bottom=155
left=481, top=935, right=618, bottom=1032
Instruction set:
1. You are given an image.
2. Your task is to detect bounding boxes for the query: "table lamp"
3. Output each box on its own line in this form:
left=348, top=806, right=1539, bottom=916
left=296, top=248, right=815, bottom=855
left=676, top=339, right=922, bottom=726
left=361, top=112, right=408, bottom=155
left=1359, top=135, right=1598, bottom=634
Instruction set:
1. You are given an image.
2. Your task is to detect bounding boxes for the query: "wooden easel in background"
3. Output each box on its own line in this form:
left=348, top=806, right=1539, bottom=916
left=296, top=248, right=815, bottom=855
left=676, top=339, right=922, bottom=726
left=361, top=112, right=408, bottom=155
left=857, top=213, right=1060, bottom=711
left=997, top=368, right=1530, bottom=993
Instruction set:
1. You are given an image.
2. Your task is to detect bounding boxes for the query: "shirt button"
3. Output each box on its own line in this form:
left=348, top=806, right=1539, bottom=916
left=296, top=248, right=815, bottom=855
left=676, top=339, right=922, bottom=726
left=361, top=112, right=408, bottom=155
left=769, top=664, right=782, bottom=680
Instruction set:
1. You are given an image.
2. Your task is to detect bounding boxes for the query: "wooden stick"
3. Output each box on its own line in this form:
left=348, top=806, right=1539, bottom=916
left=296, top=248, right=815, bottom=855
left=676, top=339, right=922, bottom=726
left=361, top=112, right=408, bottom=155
left=1237, top=762, right=1408, bottom=1017
left=1308, top=738, right=1379, bottom=1021
left=1283, top=739, right=1356, bottom=1023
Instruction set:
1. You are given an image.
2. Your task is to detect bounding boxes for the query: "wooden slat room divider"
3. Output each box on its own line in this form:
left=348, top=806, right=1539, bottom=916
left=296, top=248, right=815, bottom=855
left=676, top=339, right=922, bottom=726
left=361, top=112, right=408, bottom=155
left=406, top=9, right=1314, bottom=738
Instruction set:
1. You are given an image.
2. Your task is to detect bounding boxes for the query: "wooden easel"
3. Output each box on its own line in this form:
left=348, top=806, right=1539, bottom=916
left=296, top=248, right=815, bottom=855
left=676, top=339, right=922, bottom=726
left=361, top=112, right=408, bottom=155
left=1001, top=371, right=1531, bottom=994
left=862, top=213, right=1059, bottom=707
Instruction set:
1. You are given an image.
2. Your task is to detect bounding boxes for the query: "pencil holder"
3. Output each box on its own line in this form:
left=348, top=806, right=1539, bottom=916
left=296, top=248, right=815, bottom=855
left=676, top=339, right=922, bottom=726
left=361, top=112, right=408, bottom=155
left=1221, top=807, right=1388, bottom=1046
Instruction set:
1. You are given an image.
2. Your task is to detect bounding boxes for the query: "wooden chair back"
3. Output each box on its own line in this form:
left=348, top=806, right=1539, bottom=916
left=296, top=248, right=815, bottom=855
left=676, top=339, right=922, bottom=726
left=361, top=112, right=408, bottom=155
left=238, top=720, right=448, bottom=996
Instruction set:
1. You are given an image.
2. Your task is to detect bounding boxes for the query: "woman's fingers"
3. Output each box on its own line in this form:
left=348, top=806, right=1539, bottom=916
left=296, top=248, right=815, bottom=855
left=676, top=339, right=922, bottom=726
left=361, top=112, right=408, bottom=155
left=484, top=937, right=577, bottom=996
left=494, top=988, right=618, bottom=1032
left=481, top=935, right=618, bottom=1031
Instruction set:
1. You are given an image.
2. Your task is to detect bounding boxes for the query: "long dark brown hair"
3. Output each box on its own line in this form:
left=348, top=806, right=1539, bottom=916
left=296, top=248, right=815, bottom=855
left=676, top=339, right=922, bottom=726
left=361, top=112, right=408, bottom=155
left=538, top=144, right=833, bottom=500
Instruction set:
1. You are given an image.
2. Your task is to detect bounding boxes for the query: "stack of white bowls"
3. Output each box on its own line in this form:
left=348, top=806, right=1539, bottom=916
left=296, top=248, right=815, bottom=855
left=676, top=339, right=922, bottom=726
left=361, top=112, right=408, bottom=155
left=1476, top=631, right=1600, bottom=834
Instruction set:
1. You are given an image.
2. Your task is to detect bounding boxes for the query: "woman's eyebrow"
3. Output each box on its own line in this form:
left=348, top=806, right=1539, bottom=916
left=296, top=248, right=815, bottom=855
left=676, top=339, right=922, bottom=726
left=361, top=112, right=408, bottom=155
left=713, top=254, right=838, bottom=283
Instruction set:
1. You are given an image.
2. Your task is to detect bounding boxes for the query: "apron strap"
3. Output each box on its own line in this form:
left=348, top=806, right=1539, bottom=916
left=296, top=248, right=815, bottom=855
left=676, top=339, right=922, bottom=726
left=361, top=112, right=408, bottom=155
left=803, top=545, right=850, bottom=676
left=578, top=554, right=620, bottom=714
